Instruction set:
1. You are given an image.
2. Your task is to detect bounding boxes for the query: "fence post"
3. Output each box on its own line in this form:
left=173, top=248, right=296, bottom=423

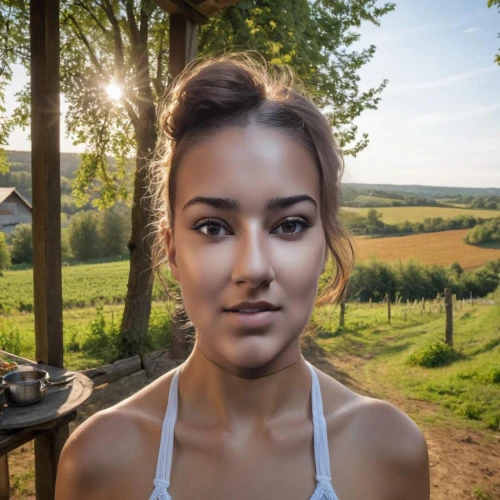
left=386, top=293, right=391, bottom=323
left=444, top=288, right=453, bottom=347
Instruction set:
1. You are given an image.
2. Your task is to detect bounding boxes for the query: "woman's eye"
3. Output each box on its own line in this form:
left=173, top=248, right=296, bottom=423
left=194, top=220, right=231, bottom=237
left=273, top=218, right=311, bottom=235
left=193, top=218, right=311, bottom=237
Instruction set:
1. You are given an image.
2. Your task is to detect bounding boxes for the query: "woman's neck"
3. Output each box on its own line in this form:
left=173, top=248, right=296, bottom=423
left=177, top=340, right=312, bottom=431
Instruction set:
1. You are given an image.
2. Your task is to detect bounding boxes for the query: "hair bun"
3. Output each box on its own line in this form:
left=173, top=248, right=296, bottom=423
left=165, top=60, right=266, bottom=141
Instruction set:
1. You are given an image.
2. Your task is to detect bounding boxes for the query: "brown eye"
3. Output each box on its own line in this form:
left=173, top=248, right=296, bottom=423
left=194, top=219, right=231, bottom=236
left=273, top=218, right=311, bottom=235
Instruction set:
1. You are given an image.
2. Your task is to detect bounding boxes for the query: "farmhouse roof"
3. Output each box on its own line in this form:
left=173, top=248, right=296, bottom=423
left=0, top=187, right=33, bottom=210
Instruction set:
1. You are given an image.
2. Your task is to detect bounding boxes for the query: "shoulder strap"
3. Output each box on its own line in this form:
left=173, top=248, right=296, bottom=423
left=153, top=365, right=182, bottom=488
left=306, top=361, right=333, bottom=485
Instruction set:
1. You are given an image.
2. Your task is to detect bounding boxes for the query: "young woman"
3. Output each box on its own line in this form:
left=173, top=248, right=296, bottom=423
left=55, top=53, right=430, bottom=500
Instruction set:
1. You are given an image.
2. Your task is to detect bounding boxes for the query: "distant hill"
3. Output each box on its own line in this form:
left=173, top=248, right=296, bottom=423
left=1, top=150, right=133, bottom=204
left=6, top=150, right=83, bottom=179
left=343, top=183, right=500, bottom=199
left=4, top=150, right=500, bottom=202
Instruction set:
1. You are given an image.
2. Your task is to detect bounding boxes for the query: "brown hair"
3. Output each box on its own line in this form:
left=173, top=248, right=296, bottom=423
left=149, top=51, right=355, bottom=335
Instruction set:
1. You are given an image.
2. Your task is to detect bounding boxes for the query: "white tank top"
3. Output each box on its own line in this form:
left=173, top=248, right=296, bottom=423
left=148, top=360, right=340, bottom=500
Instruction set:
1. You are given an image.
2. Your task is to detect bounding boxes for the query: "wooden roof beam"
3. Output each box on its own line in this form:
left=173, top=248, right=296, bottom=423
left=191, top=0, right=241, bottom=18
left=153, top=0, right=210, bottom=24
left=153, top=0, right=240, bottom=23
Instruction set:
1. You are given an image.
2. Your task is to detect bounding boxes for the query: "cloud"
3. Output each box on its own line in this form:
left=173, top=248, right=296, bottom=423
left=464, top=27, right=479, bottom=34
left=409, top=102, right=500, bottom=125
left=389, top=66, right=497, bottom=92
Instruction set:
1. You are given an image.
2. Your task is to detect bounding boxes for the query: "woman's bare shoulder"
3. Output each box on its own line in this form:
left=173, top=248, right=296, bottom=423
left=314, top=365, right=430, bottom=499
left=55, top=367, right=179, bottom=499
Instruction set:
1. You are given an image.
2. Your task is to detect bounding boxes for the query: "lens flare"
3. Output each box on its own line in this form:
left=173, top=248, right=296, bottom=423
left=106, top=82, right=123, bottom=101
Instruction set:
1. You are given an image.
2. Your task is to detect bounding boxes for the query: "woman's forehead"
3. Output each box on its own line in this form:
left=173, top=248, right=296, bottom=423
left=175, top=125, right=320, bottom=212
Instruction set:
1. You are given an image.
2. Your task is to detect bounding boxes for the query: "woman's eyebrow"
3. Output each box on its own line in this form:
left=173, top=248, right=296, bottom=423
left=182, top=194, right=317, bottom=212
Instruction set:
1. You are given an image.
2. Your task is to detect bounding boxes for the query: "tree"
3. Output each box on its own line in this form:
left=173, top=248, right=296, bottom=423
left=68, top=210, right=100, bottom=260
left=10, top=222, right=32, bottom=263
left=0, top=231, right=10, bottom=270
left=488, top=0, right=500, bottom=65
left=7, top=0, right=395, bottom=356
left=0, top=0, right=28, bottom=172
left=97, top=207, right=128, bottom=257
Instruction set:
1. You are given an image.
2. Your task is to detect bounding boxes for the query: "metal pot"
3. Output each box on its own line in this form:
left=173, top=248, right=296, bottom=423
left=1, top=369, right=75, bottom=406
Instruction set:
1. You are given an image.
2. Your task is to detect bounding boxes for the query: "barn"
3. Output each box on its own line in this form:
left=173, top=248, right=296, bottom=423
left=0, top=187, right=33, bottom=234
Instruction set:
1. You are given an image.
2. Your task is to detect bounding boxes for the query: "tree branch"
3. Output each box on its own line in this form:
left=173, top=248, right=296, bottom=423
left=74, top=1, right=109, bottom=37
left=153, top=28, right=165, bottom=97
left=99, top=0, right=125, bottom=80
left=125, top=0, right=140, bottom=48
left=65, top=14, right=106, bottom=76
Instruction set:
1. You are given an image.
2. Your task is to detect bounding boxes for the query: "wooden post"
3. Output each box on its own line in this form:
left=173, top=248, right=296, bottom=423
left=339, top=301, right=346, bottom=328
left=444, top=288, right=453, bottom=346
left=369, top=297, right=372, bottom=308
left=386, top=294, right=391, bottom=323
left=168, top=13, right=198, bottom=81
left=0, top=455, right=9, bottom=500
left=30, top=2, right=71, bottom=499
left=470, top=291, right=473, bottom=305
left=168, top=12, right=198, bottom=359
left=31, top=0, right=63, bottom=369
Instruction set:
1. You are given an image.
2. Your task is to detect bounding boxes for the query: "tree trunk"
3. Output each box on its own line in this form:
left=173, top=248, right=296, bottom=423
left=117, top=111, right=157, bottom=358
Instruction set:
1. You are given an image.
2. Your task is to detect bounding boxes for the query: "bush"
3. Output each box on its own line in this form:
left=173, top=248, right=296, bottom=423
left=0, top=232, right=10, bottom=271
left=407, top=341, right=463, bottom=368
left=97, top=207, right=129, bottom=257
left=341, top=258, right=500, bottom=303
left=464, top=218, right=500, bottom=245
left=68, top=211, right=100, bottom=260
left=10, top=223, right=33, bottom=264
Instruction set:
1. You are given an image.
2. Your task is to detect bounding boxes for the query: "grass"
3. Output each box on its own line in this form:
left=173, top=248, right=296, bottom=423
left=343, top=205, right=500, bottom=224
left=311, top=292, right=500, bottom=432
left=0, top=258, right=168, bottom=313
left=354, top=229, right=500, bottom=269
left=0, top=301, right=175, bottom=371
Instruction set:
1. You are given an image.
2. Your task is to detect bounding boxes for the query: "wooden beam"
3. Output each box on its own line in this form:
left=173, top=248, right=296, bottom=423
left=154, top=0, right=241, bottom=23
left=169, top=13, right=199, bottom=80
left=153, top=0, right=209, bottom=24
left=30, top=0, right=63, bottom=369
left=190, top=0, right=241, bottom=17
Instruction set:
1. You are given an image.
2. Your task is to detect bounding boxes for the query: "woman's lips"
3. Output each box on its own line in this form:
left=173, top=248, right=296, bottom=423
left=223, top=309, right=280, bottom=328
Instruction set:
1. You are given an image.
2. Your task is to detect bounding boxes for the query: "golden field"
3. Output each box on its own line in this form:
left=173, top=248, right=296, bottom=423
left=354, top=229, right=500, bottom=269
left=344, top=206, right=500, bottom=224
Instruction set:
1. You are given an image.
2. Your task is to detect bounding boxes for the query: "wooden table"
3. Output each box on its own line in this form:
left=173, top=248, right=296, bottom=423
left=0, top=351, right=94, bottom=500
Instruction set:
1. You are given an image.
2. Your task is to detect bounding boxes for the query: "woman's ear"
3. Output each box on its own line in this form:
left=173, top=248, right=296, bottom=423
left=164, top=227, right=180, bottom=282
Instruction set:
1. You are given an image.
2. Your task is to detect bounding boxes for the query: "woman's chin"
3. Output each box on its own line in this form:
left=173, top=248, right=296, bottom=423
left=222, top=335, right=290, bottom=370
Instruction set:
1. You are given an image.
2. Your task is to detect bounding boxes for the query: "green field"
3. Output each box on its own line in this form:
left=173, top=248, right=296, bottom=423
left=350, top=195, right=399, bottom=207
left=0, top=259, right=168, bottom=313
left=343, top=205, right=500, bottom=224
left=311, top=290, right=500, bottom=431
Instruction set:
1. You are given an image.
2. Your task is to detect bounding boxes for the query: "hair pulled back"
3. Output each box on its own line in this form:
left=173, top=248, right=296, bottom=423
left=149, top=51, right=355, bottom=336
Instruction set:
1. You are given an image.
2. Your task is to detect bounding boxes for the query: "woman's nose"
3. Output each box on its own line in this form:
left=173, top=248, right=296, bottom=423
left=231, top=225, right=275, bottom=287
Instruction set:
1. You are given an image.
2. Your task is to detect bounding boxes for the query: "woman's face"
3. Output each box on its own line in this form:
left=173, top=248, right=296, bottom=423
left=165, top=124, right=326, bottom=371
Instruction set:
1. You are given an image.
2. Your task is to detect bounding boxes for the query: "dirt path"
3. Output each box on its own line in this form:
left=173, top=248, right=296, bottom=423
left=301, top=335, right=500, bottom=500
left=6, top=338, right=500, bottom=499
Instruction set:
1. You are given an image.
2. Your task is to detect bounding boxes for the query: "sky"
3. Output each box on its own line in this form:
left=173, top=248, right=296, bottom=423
left=4, top=0, right=500, bottom=188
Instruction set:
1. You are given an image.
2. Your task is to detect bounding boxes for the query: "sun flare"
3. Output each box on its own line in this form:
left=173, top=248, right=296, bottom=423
left=106, top=82, right=123, bottom=101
